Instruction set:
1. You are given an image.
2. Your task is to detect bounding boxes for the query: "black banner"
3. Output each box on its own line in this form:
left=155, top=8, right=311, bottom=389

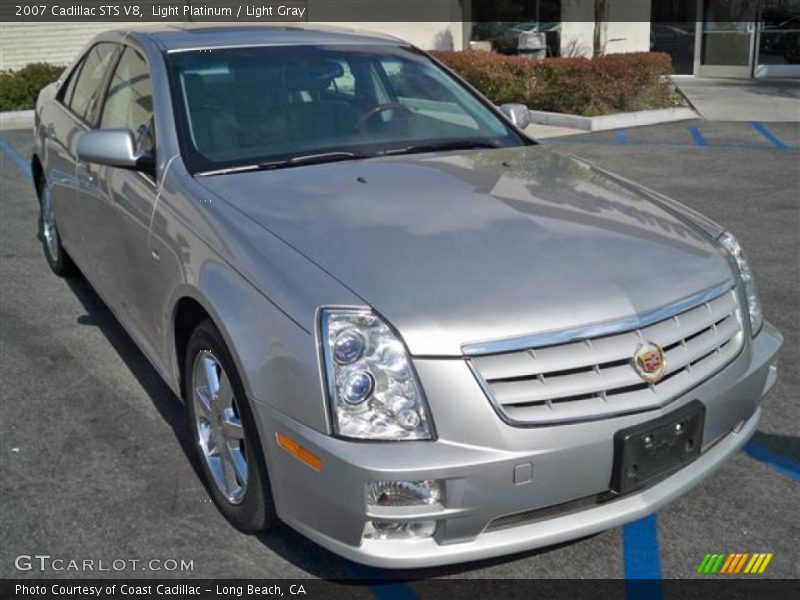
left=5, top=0, right=792, bottom=23
left=2, top=579, right=800, bottom=600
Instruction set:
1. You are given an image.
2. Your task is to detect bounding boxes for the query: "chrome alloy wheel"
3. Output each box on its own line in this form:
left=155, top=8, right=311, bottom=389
left=192, top=351, right=248, bottom=504
left=41, top=183, right=59, bottom=260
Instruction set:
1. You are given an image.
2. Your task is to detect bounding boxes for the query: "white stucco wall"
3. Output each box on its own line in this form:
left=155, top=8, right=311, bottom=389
left=0, top=23, right=125, bottom=70
left=559, top=21, right=595, bottom=57
left=560, top=0, right=651, bottom=57
left=560, top=21, right=651, bottom=57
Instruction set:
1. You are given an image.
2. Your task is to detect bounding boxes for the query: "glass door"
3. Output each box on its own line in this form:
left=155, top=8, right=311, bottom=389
left=697, top=0, right=758, bottom=77
left=754, top=0, right=800, bottom=78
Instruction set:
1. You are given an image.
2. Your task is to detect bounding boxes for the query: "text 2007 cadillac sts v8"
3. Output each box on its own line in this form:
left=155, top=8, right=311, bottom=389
left=33, top=25, right=782, bottom=567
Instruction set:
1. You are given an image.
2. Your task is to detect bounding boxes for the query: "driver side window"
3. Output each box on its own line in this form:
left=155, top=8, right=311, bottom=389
left=100, top=47, right=155, bottom=156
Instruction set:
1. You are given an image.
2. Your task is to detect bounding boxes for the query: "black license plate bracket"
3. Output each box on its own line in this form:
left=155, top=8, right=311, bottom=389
left=611, top=400, right=705, bottom=495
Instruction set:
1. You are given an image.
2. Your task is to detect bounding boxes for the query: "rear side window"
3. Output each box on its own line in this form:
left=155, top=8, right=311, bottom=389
left=68, top=43, right=119, bottom=122
left=100, top=47, right=155, bottom=156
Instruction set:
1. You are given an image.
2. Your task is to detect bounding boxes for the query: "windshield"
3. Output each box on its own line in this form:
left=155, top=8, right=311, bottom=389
left=166, top=44, right=527, bottom=174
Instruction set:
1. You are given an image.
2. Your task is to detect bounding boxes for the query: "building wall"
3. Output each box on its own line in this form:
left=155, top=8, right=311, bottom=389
left=0, top=22, right=126, bottom=70
left=560, top=0, right=651, bottom=57
left=0, top=21, right=464, bottom=70
left=560, top=21, right=651, bottom=57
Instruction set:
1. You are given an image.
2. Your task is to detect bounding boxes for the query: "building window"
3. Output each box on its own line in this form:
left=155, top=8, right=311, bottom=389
left=469, top=1, right=561, bottom=57
left=651, top=0, right=698, bottom=75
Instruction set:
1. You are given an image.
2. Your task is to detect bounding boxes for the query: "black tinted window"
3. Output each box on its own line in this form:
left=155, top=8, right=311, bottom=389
left=68, top=43, right=118, bottom=121
left=101, top=47, right=155, bottom=155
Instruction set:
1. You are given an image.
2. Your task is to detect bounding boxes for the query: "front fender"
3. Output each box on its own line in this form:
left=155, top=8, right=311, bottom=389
left=168, top=265, right=331, bottom=434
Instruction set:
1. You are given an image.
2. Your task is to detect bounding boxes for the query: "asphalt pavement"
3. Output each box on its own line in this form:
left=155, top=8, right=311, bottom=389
left=0, top=120, right=798, bottom=585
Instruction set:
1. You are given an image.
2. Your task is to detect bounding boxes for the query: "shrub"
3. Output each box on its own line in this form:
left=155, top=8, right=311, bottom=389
left=0, top=63, right=65, bottom=111
left=431, top=51, right=677, bottom=116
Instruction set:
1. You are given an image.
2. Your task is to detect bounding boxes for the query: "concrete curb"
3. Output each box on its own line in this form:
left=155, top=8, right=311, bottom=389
left=528, top=107, right=699, bottom=132
left=0, top=110, right=34, bottom=130
left=2, top=106, right=700, bottom=133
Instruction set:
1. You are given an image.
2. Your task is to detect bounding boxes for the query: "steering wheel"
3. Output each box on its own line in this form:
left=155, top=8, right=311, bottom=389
left=355, top=102, right=411, bottom=129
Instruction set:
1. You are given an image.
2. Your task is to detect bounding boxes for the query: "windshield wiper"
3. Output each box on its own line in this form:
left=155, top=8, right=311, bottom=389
left=258, top=151, right=366, bottom=169
left=196, top=151, right=366, bottom=177
left=377, top=140, right=501, bottom=156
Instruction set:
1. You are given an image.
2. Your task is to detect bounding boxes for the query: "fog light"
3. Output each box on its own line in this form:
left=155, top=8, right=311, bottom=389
left=364, top=520, right=437, bottom=540
left=366, top=480, right=442, bottom=507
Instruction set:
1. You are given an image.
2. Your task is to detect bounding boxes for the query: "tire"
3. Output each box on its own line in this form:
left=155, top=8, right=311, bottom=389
left=38, top=177, right=78, bottom=277
left=184, top=319, right=280, bottom=533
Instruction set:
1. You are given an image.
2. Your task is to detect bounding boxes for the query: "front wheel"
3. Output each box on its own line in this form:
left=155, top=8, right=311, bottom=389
left=38, top=178, right=77, bottom=277
left=184, top=320, right=280, bottom=533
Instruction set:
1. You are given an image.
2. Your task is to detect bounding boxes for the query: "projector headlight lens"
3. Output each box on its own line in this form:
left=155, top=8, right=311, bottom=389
left=342, top=371, right=374, bottom=405
left=333, top=330, right=366, bottom=365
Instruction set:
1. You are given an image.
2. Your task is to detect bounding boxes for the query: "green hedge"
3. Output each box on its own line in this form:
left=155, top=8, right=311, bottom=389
left=0, top=63, right=65, bottom=111
left=431, top=51, right=679, bottom=117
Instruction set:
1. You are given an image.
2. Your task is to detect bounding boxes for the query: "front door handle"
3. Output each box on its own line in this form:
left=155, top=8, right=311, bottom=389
left=77, top=161, right=95, bottom=184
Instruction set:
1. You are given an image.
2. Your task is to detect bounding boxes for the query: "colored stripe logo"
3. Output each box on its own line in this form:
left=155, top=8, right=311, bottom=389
left=696, top=552, right=773, bottom=574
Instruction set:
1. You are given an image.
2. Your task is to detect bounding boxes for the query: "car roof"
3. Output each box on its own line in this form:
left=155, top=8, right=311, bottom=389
left=121, top=23, right=406, bottom=52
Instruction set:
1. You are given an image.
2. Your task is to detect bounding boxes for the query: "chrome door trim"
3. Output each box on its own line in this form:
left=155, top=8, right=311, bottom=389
left=462, top=279, right=736, bottom=356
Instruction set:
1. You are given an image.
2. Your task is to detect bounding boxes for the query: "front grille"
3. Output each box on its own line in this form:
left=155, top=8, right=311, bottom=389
left=469, top=288, right=743, bottom=425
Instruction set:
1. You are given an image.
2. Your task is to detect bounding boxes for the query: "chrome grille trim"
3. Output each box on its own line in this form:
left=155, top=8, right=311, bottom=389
left=462, top=280, right=735, bottom=356
left=468, top=286, right=744, bottom=425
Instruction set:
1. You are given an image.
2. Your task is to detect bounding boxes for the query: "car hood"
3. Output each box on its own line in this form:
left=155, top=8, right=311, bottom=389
left=197, top=146, right=734, bottom=356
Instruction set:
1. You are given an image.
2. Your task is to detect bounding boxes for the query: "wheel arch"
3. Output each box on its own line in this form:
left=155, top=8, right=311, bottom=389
left=171, top=289, right=252, bottom=403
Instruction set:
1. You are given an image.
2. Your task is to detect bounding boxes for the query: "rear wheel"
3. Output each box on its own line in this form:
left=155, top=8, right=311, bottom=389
left=38, top=178, right=77, bottom=277
left=184, top=320, right=280, bottom=532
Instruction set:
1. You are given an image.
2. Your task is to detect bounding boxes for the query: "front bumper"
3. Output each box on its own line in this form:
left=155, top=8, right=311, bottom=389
left=253, top=322, right=782, bottom=568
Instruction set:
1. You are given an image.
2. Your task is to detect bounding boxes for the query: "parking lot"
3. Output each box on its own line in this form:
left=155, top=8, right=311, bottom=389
left=1, top=120, right=798, bottom=585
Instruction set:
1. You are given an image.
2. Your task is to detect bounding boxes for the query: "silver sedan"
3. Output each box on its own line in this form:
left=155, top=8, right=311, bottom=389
left=32, top=25, right=782, bottom=567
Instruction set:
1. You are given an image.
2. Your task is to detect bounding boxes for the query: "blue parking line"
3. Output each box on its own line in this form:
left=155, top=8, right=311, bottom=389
left=743, top=442, right=800, bottom=481
left=615, top=131, right=629, bottom=144
left=348, top=562, right=418, bottom=600
left=622, top=515, right=663, bottom=600
left=0, top=137, right=32, bottom=179
left=546, top=138, right=800, bottom=152
left=688, top=126, right=708, bottom=147
left=750, top=122, right=789, bottom=150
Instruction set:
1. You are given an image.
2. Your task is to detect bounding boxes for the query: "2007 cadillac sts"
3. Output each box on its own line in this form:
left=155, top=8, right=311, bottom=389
left=32, top=25, right=782, bottom=567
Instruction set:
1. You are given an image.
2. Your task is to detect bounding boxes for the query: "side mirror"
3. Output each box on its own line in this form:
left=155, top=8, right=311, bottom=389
left=499, top=103, right=531, bottom=130
left=77, top=129, right=155, bottom=176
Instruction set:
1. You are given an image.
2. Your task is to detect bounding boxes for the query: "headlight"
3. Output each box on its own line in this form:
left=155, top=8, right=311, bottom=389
left=718, top=231, right=763, bottom=335
left=320, top=308, right=434, bottom=440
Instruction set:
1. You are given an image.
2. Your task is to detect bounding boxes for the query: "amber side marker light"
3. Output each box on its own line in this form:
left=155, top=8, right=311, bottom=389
left=275, top=432, right=324, bottom=471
